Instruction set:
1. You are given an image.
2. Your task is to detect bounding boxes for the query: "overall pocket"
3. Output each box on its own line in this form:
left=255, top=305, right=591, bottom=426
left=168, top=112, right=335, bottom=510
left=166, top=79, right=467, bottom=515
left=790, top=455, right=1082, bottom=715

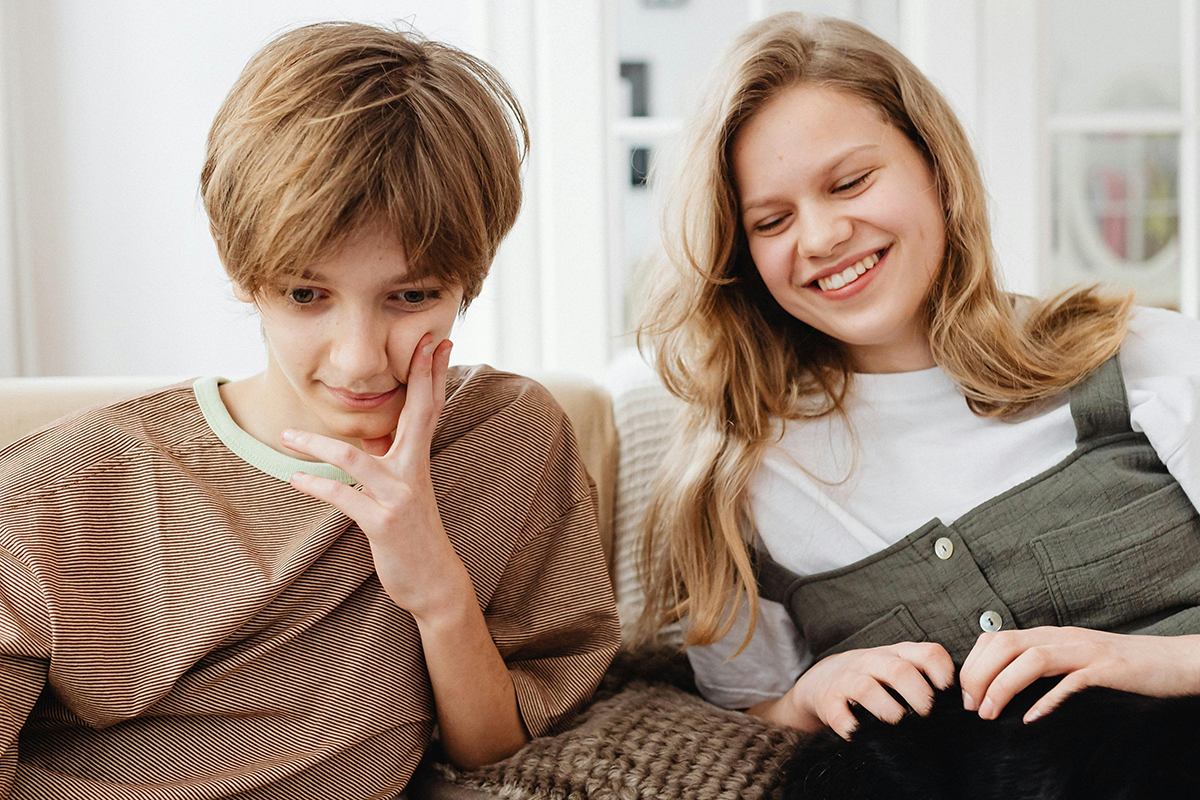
left=819, top=604, right=928, bottom=660
left=1031, top=482, right=1200, bottom=630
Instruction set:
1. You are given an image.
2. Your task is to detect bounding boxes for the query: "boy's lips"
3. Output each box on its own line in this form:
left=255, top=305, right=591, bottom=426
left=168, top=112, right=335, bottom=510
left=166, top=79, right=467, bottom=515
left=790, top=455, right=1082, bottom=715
left=323, top=384, right=401, bottom=410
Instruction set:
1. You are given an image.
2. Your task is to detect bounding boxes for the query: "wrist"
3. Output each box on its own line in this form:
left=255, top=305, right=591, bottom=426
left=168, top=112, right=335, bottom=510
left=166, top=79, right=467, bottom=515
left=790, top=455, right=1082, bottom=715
left=783, top=679, right=824, bottom=733
left=407, top=569, right=479, bottom=630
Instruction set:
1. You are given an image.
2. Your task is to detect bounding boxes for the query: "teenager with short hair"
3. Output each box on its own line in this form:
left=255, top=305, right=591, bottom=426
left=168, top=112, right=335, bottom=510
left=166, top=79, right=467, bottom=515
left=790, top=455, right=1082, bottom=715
left=0, top=22, right=618, bottom=797
left=638, top=12, right=1200, bottom=741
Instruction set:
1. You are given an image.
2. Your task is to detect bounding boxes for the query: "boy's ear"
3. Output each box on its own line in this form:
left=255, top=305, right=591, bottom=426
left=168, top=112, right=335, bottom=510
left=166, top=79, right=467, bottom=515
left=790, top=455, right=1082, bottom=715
left=231, top=282, right=255, bottom=303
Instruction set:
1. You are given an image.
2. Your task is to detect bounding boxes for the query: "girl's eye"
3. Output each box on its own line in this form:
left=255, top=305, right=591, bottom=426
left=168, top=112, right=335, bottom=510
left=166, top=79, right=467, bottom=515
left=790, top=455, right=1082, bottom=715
left=834, top=172, right=872, bottom=193
left=289, top=288, right=317, bottom=304
left=755, top=215, right=788, bottom=233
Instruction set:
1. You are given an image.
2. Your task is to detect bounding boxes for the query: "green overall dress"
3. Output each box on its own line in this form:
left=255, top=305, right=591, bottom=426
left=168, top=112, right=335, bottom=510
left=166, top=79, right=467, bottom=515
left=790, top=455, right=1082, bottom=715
left=755, top=356, right=1200, bottom=665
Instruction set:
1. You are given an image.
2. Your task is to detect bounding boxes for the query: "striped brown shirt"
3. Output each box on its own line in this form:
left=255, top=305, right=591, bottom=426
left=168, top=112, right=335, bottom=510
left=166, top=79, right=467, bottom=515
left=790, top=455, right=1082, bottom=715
left=0, top=365, right=619, bottom=798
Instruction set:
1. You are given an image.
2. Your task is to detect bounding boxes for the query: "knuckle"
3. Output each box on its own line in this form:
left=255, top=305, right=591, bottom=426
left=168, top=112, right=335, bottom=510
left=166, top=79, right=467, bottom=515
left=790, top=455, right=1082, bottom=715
left=1025, top=645, right=1051, bottom=671
left=881, top=658, right=911, bottom=683
left=916, top=642, right=946, bottom=660
left=334, top=442, right=361, bottom=466
left=850, top=675, right=878, bottom=699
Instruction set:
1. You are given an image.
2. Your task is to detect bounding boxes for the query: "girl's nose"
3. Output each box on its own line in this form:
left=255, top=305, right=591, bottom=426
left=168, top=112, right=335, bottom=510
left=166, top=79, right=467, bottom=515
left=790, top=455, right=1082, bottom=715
left=795, top=201, right=853, bottom=260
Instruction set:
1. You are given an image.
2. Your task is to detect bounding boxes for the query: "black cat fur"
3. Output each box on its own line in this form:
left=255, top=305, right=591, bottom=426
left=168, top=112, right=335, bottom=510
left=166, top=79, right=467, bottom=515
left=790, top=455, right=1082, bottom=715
left=784, top=678, right=1200, bottom=800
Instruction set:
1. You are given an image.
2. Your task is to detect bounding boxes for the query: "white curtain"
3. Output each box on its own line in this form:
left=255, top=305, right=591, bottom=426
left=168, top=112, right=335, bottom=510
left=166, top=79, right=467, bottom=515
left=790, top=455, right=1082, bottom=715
left=0, top=0, right=27, bottom=377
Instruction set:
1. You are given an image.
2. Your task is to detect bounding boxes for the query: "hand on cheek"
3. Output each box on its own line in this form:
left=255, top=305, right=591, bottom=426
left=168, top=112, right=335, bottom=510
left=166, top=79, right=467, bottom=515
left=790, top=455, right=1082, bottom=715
left=278, top=333, right=468, bottom=618
left=959, top=627, right=1200, bottom=724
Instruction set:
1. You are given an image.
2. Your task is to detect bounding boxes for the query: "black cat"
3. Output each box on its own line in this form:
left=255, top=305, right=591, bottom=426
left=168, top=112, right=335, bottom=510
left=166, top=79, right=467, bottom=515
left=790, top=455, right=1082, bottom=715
left=784, top=678, right=1200, bottom=800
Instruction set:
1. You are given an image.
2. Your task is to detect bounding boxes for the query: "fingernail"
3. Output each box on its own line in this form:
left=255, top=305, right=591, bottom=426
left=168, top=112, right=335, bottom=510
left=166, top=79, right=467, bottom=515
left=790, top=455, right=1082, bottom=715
left=1024, top=708, right=1043, bottom=724
left=979, top=697, right=994, bottom=719
left=290, top=471, right=307, bottom=484
left=281, top=429, right=296, bottom=443
left=961, top=689, right=975, bottom=711
left=422, top=341, right=434, bottom=357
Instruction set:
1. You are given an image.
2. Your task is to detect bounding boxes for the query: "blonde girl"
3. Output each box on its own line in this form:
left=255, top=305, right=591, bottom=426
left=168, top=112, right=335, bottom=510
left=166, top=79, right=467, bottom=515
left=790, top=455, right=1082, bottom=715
left=640, top=12, right=1200, bottom=739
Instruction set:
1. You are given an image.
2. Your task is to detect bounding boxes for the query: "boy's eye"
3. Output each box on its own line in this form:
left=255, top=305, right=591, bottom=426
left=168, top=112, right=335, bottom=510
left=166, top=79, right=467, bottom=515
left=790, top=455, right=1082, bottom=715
left=289, top=288, right=317, bottom=304
left=398, top=289, right=441, bottom=305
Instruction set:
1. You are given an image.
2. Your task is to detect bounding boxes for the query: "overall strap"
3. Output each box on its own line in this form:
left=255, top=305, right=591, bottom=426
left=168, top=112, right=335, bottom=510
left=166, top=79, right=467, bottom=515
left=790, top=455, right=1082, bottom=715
left=754, top=547, right=801, bottom=607
left=1069, top=355, right=1133, bottom=444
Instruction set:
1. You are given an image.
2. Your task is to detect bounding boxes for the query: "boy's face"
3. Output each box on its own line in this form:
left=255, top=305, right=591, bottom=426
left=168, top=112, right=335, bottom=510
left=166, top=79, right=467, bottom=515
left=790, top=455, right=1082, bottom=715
left=245, top=223, right=463, bottom=447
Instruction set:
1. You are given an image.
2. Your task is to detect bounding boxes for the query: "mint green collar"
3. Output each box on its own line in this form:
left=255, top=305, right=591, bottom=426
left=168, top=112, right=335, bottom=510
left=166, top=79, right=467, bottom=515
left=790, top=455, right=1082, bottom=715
left=193, top=377, right=355, bottom=486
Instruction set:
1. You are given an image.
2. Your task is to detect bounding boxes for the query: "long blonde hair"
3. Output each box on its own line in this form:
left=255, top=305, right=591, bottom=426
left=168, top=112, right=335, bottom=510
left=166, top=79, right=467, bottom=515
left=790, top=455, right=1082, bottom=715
left=638, top=13, right=1133, bottom=650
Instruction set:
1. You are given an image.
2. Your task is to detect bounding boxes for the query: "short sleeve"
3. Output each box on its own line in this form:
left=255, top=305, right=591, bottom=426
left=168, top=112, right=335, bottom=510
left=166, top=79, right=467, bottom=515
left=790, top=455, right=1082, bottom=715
left=484, top=490, right=620, bottom=737
left=1122, top=307, right=1200, bottom=511
left=686, top=594, right=812, bottom=710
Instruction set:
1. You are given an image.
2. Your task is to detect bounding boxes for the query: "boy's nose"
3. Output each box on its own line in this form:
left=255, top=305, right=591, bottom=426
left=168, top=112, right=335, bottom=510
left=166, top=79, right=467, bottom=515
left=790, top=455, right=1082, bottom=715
left=328, top=318, right=390, bottom=381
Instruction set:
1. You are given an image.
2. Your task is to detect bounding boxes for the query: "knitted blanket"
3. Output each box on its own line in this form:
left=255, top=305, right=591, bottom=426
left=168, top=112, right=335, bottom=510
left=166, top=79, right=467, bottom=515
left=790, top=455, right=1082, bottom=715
left=418, top=649, right=802, bottom=800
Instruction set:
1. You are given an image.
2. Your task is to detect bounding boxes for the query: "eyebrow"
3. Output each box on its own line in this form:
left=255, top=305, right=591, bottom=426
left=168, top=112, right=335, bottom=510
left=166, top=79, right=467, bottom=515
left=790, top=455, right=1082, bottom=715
left=295, top=269, right=429, bottom=287
left=740, top=142, right=882, bottom=214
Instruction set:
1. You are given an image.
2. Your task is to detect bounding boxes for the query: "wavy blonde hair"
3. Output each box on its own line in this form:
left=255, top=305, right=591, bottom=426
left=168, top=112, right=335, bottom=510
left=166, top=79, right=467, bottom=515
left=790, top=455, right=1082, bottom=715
left=638, top=13, right=1133, bottom=650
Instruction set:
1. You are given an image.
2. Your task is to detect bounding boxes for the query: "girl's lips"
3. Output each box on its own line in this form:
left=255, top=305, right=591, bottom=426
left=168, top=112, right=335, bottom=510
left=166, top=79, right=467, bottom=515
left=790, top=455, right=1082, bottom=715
left=807, top=246, right=889, bottom=300
left=324, top=385, right=401, bottom=410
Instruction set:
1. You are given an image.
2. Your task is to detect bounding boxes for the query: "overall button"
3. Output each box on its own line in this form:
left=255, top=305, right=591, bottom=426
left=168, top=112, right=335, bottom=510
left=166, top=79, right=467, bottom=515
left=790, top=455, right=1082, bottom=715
left=934, top=537, right=954, bottom=560
left=979, top=611, right=1003, bottom=633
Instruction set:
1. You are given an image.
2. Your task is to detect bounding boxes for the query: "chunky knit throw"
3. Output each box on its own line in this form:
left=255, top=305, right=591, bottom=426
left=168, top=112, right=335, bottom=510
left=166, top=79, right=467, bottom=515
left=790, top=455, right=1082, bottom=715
left=417, top=649, right=802, bottom=800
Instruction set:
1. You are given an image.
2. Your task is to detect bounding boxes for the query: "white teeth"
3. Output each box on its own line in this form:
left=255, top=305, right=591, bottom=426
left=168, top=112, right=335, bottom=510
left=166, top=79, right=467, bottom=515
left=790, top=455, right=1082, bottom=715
left=816, top=250, right=882, bottom=292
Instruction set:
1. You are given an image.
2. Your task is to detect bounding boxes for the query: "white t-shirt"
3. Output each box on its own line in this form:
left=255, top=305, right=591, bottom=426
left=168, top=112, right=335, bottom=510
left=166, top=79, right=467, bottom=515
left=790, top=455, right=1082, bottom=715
left=688, top=307, right=1200, bottom=709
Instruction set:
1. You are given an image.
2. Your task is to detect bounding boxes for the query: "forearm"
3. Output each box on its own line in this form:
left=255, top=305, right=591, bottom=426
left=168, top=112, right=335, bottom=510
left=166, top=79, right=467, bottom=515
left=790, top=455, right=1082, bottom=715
left=414, top=577, right=528, bottom=769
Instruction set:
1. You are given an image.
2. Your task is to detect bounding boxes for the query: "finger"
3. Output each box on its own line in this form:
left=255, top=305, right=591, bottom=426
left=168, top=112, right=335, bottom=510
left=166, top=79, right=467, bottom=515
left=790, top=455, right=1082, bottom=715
left=387, top=334, right=438, bottom=460
left=877, top=659, right=939, bottom=717
left=960, top=630, right=1031, bottom=711
left=431, top=338, right=452, bottom=417
left=290, top=471, right=379, bottom=524
left=977, top=644, right=1067, bottom=720
left=281, top=429, right=387, bottom=487
left=826, top=701, right=861, bottom=741
left=895, top=641, right=956, bottom=692
left=852, top=680, right=908, bottom=727
left=1024, top=672, right=1089, bottom=723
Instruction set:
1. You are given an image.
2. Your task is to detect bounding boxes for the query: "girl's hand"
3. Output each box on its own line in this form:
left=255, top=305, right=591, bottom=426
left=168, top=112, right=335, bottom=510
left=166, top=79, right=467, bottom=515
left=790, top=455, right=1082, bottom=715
left=281, top=334, right=467, bottom=620
left=959, top=627, right=1200, bottom=723
left=781, top=642, right=955, bottom=739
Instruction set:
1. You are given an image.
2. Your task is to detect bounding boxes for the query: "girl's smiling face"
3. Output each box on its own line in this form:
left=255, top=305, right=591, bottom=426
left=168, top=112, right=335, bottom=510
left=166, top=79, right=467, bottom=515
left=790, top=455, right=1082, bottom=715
left=733, top=83, right=946, bottom=373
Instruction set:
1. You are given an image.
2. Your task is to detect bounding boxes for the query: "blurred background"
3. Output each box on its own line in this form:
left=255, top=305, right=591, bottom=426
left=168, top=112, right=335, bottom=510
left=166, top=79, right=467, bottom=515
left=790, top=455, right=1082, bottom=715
left=0, top=0, right=1194, bottom=380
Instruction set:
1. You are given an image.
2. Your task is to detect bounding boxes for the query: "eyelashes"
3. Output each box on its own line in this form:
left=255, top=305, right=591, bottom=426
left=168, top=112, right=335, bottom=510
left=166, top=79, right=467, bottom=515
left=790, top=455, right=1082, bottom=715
left=278, top=286, right=443, bottom=309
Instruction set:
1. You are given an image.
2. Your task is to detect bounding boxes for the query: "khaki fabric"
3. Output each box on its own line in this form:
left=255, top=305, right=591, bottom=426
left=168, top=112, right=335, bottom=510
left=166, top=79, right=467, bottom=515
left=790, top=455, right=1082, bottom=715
left=757, top=356, right=1200, bottom=664
left=0, top=366, right=619, bottom=798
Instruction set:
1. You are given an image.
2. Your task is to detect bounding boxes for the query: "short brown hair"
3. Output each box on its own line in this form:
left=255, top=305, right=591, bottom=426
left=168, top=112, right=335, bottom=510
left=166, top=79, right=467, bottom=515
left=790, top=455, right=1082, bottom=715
left=201, top=21, right=528, bottom=306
